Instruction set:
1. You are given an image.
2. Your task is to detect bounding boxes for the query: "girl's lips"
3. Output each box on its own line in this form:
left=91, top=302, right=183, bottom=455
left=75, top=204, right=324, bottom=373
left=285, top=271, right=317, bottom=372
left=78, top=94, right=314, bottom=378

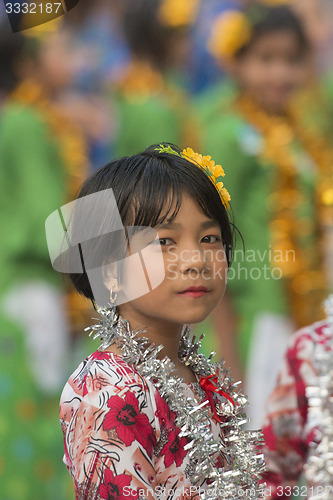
left=179, top=291, right=208, bottom=298
left=178, top=286, right=209, bottom=298
left=180, top=286, right=208, bottom=292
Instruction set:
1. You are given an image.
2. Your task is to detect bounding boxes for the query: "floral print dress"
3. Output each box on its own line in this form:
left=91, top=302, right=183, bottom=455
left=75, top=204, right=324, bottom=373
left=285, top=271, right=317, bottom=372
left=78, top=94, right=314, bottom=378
left=259, top=320, right=332, bottom=499
left=60, top=350, right=224, bottom=499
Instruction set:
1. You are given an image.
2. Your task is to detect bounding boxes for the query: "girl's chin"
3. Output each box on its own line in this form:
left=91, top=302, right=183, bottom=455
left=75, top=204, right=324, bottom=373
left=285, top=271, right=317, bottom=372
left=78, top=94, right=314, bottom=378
left=178, top=313, right=211, bottom=325
left=175, top=301, right=220, bottom=325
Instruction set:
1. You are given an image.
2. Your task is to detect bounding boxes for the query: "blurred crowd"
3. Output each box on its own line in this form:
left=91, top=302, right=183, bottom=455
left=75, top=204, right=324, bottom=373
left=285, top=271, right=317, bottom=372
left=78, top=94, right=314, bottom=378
left=1, top=0, right=333, bottom=498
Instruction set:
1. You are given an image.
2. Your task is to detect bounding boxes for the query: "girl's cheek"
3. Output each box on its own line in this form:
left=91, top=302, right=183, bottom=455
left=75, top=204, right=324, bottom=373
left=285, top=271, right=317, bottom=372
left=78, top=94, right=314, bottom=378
left=164, top=256, right=178, bottom=279
left=163, top=248, right=179, bottom=274
left=164, top=246, right=178, bottom=263
left=212, top=249, right=228, bottom=267
left=166, top=263, right=178, bottom=281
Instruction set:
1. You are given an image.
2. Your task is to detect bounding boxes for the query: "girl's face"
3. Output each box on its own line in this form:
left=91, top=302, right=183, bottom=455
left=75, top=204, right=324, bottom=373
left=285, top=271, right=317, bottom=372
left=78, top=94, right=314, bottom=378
left=233, top=30, right=311, bottom=114
left=116, top=193, right=228, bottom=328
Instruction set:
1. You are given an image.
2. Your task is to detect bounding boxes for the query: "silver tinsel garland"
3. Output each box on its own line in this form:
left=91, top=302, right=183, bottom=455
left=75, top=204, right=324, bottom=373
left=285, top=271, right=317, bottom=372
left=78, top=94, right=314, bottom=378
left=304, top=296, right=333, bottom=499
left=86, top=307, right=266, bottom=499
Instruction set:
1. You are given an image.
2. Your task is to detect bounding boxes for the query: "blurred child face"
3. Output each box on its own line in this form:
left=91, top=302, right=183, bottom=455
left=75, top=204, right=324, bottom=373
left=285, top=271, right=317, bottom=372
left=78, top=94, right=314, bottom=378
left=116, top=193, right=228, bottom=329
left=167, top=30, right=192, bottom=70
left=38, top=31, right=75, bottom=94
left=233, top=30, right=311, bottom=114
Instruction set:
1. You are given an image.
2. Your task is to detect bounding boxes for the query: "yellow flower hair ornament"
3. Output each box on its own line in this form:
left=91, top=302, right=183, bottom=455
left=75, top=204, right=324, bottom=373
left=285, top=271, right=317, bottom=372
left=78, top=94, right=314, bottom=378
left=155, top=145, right=231, bottom=210
left=158, top=0, right=200, bottom=28
left=207, top=10, right=252, bottom=62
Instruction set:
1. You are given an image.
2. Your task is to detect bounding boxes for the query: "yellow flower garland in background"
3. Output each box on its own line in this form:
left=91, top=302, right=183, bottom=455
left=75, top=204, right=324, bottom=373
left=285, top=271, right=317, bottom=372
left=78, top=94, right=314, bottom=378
left=10, top=80, right=88, bottom=198
left=115, top=61, right=165, bottom=101
left=236, top=93, right=333, bottom=328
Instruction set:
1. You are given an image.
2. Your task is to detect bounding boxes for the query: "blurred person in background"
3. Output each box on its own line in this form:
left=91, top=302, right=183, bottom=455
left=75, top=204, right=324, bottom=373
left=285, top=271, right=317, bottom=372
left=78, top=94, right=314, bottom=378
left=189, top=0, right=243, bottom=95
left=61, top=0, right=130, bottom=93
left=284, top=0, right=333, bottom=74
left=60, top=0, right=128, bottom=170
left=112, top=0, right=200, bottom=158
left=0, top=17, right=88, bottom=500
left=197, top=2, right=333, bottom=428
left=259, top=295, right=333, bottom=498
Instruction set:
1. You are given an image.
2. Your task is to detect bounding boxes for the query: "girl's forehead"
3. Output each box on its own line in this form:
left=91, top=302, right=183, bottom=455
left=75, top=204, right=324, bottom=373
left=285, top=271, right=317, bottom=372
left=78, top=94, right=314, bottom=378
left=130, top=184, right=222, bottom=231
left=157, top=195, right=219, bottom=228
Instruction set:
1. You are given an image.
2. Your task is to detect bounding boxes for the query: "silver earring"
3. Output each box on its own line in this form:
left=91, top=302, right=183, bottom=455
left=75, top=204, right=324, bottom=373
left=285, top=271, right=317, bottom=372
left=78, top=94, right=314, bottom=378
left=110, top=282, right=118, bottom=304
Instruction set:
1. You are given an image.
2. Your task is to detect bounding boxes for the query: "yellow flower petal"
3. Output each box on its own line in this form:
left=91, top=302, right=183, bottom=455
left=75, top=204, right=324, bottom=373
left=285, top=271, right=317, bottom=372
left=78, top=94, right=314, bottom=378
left=221, top=188, right=231, bottom=201
left=180, top=147, right=231, bottom=210
left=213, top=164, right=225, bottom=178
left=183, top=147, right=195, bottom=156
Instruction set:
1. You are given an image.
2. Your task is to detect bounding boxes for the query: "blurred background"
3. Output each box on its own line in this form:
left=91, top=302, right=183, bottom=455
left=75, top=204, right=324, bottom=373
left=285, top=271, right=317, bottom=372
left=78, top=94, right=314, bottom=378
left=1, top=0, right=333, bottom=498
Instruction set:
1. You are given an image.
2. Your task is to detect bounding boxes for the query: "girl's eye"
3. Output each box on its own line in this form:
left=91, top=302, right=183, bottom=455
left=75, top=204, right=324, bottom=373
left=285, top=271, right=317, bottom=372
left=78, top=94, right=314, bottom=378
left=152, top=237, right=174, bottom=246
left=201, top=235, right=222, bottom=244
left=159, top=237, right=174, bottom=246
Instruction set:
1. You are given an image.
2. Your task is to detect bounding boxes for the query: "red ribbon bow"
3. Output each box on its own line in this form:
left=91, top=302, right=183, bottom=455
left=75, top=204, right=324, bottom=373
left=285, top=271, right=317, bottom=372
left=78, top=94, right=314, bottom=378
left=200, top=374, right=235, bottom=423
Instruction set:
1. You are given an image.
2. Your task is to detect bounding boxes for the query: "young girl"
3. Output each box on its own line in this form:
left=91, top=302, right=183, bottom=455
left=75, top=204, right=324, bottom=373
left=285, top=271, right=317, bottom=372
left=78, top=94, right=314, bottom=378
left=47, top=144, right=265, bottom=499
left=199, top=3, right=333, bottom=428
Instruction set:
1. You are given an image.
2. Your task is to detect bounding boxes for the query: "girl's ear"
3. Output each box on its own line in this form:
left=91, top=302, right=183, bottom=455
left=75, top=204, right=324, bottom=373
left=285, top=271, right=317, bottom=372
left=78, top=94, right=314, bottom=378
left=102, top=262, right=118, bottom=291
left=103, top=262, right=119, bottom=305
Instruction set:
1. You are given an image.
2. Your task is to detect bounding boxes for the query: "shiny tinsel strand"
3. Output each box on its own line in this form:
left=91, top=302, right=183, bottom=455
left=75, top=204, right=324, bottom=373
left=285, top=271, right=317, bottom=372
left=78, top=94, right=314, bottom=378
left=85, top=307, right=266, bottom=499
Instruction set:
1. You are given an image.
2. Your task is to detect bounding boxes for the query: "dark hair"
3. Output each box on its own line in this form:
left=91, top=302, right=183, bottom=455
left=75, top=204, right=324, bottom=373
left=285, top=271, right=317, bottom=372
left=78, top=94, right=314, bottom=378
left=122, top=0, right=183, bottom=70
left=0, top=20, right=25, bottom=93
left=68, top=144, right=235, bottom=305
left=236, top=3, right=310, bottom=58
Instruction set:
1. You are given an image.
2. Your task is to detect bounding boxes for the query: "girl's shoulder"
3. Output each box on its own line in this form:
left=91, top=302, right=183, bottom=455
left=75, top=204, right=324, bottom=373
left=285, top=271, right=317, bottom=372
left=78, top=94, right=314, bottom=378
left=60, top=350, right=153, bottom=411
left=66, top=350, right=146, bottom=389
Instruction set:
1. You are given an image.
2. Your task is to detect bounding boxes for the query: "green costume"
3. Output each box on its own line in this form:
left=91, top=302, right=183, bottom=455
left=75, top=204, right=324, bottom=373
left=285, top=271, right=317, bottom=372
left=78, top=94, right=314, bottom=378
left=113, top=63, right=196, bottom=157
left=0, top=100, right=72, bottom=500
left=115, top=93, right=184, bottom=157
left=0, top=102, right=65, bottom=293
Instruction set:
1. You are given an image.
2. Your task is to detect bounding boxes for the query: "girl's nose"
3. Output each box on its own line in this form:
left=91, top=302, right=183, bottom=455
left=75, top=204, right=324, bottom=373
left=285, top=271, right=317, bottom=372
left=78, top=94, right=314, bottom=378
left=178, top=248, right=210, bottom=275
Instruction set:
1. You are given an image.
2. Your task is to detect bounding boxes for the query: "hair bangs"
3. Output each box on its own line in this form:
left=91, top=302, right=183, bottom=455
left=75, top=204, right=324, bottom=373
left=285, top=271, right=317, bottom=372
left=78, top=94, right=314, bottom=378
left=125, top=156, right=183, bottom=229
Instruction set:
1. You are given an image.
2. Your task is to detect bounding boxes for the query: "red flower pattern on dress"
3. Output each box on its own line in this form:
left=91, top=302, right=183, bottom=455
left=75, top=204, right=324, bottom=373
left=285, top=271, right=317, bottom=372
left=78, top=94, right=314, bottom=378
left=103, top=391, right=153, bottom=452
left=155, top=391, right=176, bottom=426
left=160, top=428, right=188, bottom=467
left=60, top=350, right=226, bottom=499
left=260, top=321, right=332, bottom=499
left=99, top=469, right=138, bottom=500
